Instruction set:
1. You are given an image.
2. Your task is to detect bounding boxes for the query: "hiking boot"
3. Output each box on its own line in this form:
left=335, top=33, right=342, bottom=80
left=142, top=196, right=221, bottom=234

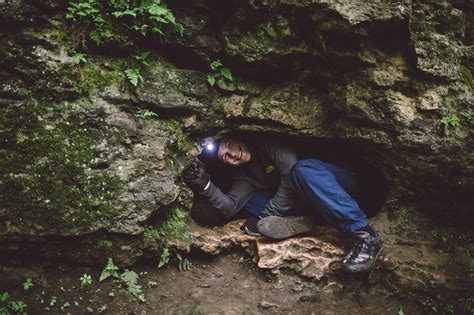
left=256, top=216, right=316, bottom=240
left=342, top=233, right=383, bottom=272
left=240, top=216, right=261, bottom=236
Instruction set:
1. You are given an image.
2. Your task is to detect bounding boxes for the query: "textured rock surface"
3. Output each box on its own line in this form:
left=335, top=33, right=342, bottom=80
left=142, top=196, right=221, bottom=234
left=186, top=220, right=344, bottom=280
left=181, top=212, right=473, bottom=301
left=0, top=0, right=472, bottom=310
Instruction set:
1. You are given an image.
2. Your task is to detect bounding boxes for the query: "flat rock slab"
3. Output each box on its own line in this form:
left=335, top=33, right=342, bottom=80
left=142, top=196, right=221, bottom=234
left=186, top=219, right=345, bottom=280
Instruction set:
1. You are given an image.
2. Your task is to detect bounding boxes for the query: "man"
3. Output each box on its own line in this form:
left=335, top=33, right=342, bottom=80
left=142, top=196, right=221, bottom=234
left=184, top=136, right=383, bottom=272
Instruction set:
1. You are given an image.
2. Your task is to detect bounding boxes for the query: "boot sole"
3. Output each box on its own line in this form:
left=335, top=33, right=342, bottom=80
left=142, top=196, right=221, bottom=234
left=257, top=216, right=316, bottom=240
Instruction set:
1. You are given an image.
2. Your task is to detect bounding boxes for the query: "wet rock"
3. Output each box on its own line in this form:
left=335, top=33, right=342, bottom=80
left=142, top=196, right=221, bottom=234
left=0, top=2, right=472, bottom=306
left=188, top=220, right=344, bottom=281
left=222, top=82, right=327, bottom=134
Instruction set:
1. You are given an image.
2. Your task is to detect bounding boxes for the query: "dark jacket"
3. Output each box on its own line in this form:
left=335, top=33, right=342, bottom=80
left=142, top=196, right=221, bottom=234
left=201, top=140, right=298, bottom=218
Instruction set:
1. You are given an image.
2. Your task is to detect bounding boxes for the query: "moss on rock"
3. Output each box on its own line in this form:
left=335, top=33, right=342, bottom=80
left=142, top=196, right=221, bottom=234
left=0, top=100, right=125, bottom=235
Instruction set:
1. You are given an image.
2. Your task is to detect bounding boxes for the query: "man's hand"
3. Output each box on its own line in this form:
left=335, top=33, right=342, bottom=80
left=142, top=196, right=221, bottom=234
left=183, top=158, right=211, bottom=192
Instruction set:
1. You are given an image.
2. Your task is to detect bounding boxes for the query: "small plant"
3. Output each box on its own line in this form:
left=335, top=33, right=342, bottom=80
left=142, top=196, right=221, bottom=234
left=72, top=52, right=87, bottom=65
left=22, top=278, right=34, bottom=291
left=66, top=0, right=182, bottom=50
left=158, top=248, right=170, bottom=269
left=446, top=304, right=455, bottom=314
left=10, top=300, right=27, bottom=313
left=441, top=114, right=460, bottom=128
left=466, top=296, right=474, bottom=314
left=207, top=60, right=233, bottom=86
left=0, top=292, right=10, bottom=315
left=66, top=0, right=104, bottom=25
left=398, top=307, right=404, bottom=315
left=147, top=280, right=158, bottom=288
left=100, top=258, right=120, bottom=282
left=120, top=270, right=145, bottom=303
left=80, top=273, right=92, bottom=288
left=133, top=51, right=151, bottom=66
left=134, top=108, right=158, bottom=119
left=156, top=207, right=190, bottom=240
left=460, top=111, right=473, bottom=123
left=176, top=253, right=192, bottom=271
left=125, top=68, right=142, bottom=87
left=144, top=225, right=160, bottom=239
left=459, top=65, right=474, bottom=87
left=98, top=304, right=108, bottom=313
left=49, top=296, right=57, bottom=307
left=0, top=292, right=9, bottom=303
left=60, top=302, right=71, bottom=312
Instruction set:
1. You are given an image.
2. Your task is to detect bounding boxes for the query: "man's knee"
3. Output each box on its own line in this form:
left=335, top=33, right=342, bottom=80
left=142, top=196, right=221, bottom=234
left=289, top=159, right=325, bottom=189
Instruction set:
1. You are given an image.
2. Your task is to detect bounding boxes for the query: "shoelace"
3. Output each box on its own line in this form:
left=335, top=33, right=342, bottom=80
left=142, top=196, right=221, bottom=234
left=347, top=238, right=369, bottom=260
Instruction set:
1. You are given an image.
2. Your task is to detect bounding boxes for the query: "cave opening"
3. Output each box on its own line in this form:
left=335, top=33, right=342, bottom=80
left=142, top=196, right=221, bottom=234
left=190, top=131, right=389, bottom=228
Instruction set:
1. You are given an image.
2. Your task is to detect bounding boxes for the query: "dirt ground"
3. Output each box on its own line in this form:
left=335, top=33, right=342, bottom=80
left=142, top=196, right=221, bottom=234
left=0, top=250, right=427, bottom=315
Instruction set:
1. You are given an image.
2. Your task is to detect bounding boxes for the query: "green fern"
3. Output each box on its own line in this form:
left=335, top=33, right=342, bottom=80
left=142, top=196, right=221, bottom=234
left=72, top=52, right=87, bottom=64
left=124, top=68, right=142, bottom=87
left=158, top=248, right=170, bottom=269
left=176, top=253, right=192, bottom=271
left=120, top=270, right=145, bottom=303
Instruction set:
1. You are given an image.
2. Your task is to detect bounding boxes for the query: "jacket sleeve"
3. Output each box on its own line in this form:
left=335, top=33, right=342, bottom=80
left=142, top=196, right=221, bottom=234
left=200, top=175, right=255, bottom=219
left=262, top=143, right=298, bottom=216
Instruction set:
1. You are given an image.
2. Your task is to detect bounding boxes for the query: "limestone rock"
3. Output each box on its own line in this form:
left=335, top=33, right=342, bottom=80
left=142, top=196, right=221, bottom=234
left=256, top=232, right=344, bottom=280
left=135, top=61, right=211, bottom=111
left=223, top=83, right=327, bottom=134
left=188, top=220, right=344, bottom=281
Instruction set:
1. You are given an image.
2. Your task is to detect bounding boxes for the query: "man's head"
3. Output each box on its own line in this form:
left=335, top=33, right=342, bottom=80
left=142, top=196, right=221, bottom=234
left=217, top=138, right=251, bottom=166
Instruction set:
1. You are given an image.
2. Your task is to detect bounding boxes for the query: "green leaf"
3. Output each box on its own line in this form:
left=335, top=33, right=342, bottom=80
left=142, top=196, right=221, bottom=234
left=22, top=278, right=34, bottom=291
left=441, top=114, right=460, bottom=128
left=72, top=53, right=87, bottom=65
left=220, top=67, right=233, bottom=81
left=0, top=292, right=10, bottom=303
left=124, top=68, right=141, bottom=87
left=100, top=258, right=120, bottom=282
left=134, top=51, right=151, bottom=66
left=207, top=73, right=216, bottom=86
left=176, top=253, right=192, bottom=271
left=120, top=270, right=145, bottom=303
left=158, top=248, right=170, bottom=268
left=80, top=274, right=92, bottom=288
left=148, top=4, right=169, bottom=16
left=10, top=300, right=27, bottom=313
left=134, top=108, right=158, bottom=119
left=210, top=60, right=222, bottom=71
left=151, top=26, right=165, bottom=36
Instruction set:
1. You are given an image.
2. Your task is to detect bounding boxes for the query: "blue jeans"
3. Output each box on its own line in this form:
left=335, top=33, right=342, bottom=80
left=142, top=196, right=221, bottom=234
left=243, top=159, right=368, bottom=234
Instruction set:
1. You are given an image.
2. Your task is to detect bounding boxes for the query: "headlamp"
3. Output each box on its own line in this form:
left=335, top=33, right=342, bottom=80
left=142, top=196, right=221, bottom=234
left=206, top=143, right=214, bottom=151
left=200, top=137, right=222, bottom=159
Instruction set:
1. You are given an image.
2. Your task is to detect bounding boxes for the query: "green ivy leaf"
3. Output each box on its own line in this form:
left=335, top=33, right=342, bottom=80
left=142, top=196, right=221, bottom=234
left=207, top=73, right=216, bottom=86
left=220, top=67, right=233, bottom=81
left=210, top=60, right=222, bottom=71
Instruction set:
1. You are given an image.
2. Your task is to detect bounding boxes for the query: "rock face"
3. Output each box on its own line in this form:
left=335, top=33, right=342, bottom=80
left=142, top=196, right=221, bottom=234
left=0, top=0, right=472, bottom=311
left=182, top=213, right=472, bottom=311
